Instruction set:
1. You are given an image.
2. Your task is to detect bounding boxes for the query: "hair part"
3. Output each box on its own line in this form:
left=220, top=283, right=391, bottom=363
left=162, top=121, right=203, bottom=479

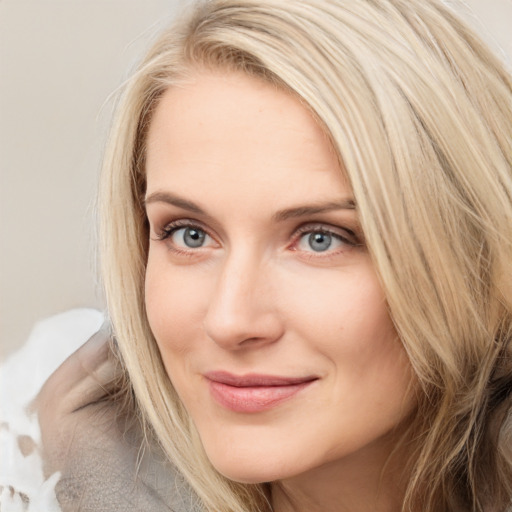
left=99, top=1, right=512, bottom=510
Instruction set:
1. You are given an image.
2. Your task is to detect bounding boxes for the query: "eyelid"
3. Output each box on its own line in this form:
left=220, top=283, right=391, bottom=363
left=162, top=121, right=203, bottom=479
left=285, top=223, right=362, bottom=262
left=150, top=218, right=361, bottom=257
left=291, top=222, right=359, bottom=245
left=152, top=218, right=218, bottom=246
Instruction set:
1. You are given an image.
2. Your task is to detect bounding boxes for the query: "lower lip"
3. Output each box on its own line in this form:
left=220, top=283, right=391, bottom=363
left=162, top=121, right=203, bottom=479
left=208, top=380, right=314, bottom=413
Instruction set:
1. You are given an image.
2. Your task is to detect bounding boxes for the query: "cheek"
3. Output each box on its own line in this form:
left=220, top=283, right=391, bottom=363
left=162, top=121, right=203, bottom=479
left=283, top=264, right=395, bottom=351
left=144, top=254, right=207, bottom=354
left=284, top=264, right=410, bottom=397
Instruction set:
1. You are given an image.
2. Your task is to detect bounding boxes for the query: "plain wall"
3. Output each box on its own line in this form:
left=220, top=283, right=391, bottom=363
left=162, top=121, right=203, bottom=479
left=0, top=0, right=182, bottom=357
left=1, top=0, right=511, bottom=358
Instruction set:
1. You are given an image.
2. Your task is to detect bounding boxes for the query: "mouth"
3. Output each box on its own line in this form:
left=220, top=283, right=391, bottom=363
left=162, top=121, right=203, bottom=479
left=204, top=371, right=318, bottom=413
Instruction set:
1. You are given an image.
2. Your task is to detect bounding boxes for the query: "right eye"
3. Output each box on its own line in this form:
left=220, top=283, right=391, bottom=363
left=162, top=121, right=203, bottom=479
left=164, top=225, right=214, bottom=249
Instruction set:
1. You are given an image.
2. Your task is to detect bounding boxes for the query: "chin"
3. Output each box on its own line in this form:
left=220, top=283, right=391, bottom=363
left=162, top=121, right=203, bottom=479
left=218, top=471, right=287, bottom=486
left=210, top=459, right=276, bottom=484
left=206, top=446, right=314, bottom=485
left=218, top=471, right=271, bottom=485
left=204, top=448, right=288, bottom=484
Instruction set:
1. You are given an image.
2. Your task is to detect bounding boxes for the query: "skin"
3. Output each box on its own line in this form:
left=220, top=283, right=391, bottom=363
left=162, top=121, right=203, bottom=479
left=144, top=69, right=416, bottom=512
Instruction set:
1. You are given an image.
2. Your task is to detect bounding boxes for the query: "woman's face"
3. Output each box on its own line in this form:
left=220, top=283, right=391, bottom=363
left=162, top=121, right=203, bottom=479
left=144, top=69, right=415, bottom=485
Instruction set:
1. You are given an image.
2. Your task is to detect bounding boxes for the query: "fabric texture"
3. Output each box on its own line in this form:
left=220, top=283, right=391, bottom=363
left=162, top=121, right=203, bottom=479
left=0, top=309, right=104, bottom=511
left=1, top=309, right=197, bottom=512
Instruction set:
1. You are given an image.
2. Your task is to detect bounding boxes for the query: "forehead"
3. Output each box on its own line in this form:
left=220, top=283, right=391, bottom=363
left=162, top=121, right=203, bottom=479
left=145, top=69, right=350, bottom=211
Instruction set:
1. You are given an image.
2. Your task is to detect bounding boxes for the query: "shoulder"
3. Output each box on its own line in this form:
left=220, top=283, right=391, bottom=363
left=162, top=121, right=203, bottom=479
left=36, top=328, right=196, bottom=512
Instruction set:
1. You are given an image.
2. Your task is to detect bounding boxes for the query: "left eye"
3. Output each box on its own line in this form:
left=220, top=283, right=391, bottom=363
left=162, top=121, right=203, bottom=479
left=171, top=227, right=212, bottom=248
left=297, top=231, right=346, bottom=253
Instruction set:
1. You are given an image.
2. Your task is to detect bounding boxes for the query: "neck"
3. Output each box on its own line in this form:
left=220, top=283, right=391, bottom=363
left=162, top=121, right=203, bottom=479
left=270, top=433, right=409, bottom=512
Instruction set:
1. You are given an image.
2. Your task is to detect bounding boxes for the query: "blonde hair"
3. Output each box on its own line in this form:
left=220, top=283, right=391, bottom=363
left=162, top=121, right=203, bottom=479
left=99, top=1, right=512, bottom=510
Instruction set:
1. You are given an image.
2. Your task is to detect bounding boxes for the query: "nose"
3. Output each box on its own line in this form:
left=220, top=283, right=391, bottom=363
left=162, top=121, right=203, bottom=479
left=204, top=250, right=284, bottom=350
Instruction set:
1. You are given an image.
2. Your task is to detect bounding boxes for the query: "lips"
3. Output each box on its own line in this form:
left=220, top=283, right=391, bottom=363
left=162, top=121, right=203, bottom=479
left=204, top=371, right=318, bottom=413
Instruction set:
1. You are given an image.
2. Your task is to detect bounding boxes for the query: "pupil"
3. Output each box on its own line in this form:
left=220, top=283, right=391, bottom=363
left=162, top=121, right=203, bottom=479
left=309, top=232, right=331, bottom=252
left=184, top=228, right=205, bottom=248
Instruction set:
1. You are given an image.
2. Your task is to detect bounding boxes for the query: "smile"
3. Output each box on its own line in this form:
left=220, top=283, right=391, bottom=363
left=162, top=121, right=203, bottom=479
left=204, top=372, right=318, bottom=413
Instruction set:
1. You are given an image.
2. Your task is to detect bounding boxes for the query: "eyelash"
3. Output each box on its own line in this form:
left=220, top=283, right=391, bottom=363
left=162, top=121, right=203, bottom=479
left=153, top=219, right=360, bottom=258
left=155, top=219, right=206, bottom=241
left=153, top=219, right=214, bottom=257
left=290, top=224, right=359, bottom=256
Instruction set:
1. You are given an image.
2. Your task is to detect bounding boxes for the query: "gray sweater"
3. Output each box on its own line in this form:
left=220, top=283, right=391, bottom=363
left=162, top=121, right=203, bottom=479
left=37, top=327, right=199, bottom=512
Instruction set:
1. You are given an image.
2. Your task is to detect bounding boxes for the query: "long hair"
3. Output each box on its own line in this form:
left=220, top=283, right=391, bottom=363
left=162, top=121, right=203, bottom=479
left=98, top=1, right=512, bottom=510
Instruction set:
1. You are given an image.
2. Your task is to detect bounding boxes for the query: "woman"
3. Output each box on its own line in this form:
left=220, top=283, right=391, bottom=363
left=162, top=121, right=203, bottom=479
left=37, top=0, right=512, bottom=511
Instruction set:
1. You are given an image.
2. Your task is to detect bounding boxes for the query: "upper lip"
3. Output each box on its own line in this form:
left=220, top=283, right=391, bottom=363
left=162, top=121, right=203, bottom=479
left=204, top=371, right=318, bottom=387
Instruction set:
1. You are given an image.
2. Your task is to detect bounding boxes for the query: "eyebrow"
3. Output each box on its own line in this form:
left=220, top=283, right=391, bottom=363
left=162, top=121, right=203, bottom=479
left=272, top=199, right=356, bottom=222
left=145, top=191, right=206, bottom=215
left=144, top=191, right=356, bottom=220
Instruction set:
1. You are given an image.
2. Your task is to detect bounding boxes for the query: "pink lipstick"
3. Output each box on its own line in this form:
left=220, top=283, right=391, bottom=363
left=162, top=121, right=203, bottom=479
left=204, top=372, right=317, bottom=413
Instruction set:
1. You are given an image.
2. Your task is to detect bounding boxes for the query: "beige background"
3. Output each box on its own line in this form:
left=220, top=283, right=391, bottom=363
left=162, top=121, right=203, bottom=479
left=1, top=0, right=511, bottom=358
